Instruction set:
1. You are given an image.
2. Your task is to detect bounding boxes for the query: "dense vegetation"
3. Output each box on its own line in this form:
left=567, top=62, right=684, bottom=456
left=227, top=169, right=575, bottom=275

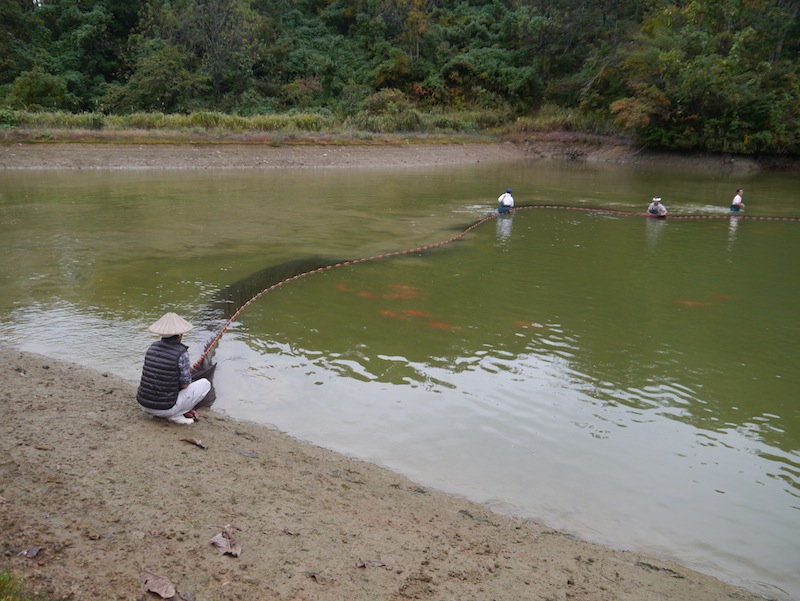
left=1, top=0, right=798, bottom=155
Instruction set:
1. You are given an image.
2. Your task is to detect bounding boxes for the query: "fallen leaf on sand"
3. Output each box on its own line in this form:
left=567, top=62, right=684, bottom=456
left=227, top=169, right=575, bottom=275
left=34, top=444, right=54, bottom=451
left=306, top=571, right=332, bottom=585
left=180, top=438, right=207, bottom=449
left=283, top=528, right=300, bottom=536
left=140, top=569, right=176, bottom=599
left=210, top=524, right=242, bottom=556
left=19, top=546, right=44, bottom=559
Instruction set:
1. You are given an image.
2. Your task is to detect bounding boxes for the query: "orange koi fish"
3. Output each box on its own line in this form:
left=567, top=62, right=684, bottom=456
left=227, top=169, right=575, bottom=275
left=387, top=284, right=424, bottom=299
left=386, top=290, right=423, bottom=300
left=402, top=309, right=430, bottom=318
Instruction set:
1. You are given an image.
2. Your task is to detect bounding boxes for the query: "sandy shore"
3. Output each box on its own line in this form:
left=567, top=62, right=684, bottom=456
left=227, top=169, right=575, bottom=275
left=0, top=350, right=768, bottom=601
left=0, top=141, right=773, bottom=600
left=2, top=134, right=793, bottom=171
left=0, top=140, right=526, bottom=170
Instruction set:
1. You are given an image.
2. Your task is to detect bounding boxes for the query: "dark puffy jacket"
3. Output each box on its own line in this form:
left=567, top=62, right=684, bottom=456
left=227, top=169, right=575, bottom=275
left=137, top=337, right=187, bottom=410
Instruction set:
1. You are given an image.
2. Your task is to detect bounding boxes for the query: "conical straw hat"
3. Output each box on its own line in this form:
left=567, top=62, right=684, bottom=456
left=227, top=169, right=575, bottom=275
left=148, top=312, right=194, bottom=336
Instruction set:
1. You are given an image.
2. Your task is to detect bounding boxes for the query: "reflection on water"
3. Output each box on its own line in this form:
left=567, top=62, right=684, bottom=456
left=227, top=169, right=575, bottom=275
left=495, top=213, right=513, bottom=243
left=645, top=215, right=667, bottom=248
left=728, top=215, right=740, bottom=254
left=0, top=163, right=799, bottom=599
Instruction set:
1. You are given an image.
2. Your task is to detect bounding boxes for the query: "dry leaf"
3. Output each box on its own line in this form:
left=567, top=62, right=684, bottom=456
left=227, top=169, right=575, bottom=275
left=140, top=569, right=176, bottom=599
left=210, top=524, right=242, bottom=556
left=34, top=444, right=54, bottom=451
left=19, top=546, right=43, bottom=559
left=282, top=527, right=300, bottom=536
left=306, top=571, right=332, bottom=585
left=180, top=438, right=207, bottom=449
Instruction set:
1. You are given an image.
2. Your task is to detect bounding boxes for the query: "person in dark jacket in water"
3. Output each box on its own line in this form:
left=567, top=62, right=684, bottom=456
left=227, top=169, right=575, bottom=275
left=137, top=312, right=211, bottom=425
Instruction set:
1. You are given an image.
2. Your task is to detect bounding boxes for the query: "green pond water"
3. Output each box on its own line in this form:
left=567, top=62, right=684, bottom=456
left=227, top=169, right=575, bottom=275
left=0, top=158, right=798, bottom=599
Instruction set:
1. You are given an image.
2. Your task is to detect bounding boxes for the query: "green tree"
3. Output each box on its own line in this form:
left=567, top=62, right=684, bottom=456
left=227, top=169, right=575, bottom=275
left=0, top=0, right=141, bottom=110
left=0, top=0, right=35, bottom=87
left=107, top=0, right=258, bottom=111
left=104, top=38, right=210, bottom=112
left=611, top=0, right=800, bottom=153
left=182, top=0, right=258, bottom=102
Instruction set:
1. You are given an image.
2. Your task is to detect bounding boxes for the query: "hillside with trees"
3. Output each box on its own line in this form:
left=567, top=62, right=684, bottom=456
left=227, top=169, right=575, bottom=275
left=1, top=0, right=798, bottom=155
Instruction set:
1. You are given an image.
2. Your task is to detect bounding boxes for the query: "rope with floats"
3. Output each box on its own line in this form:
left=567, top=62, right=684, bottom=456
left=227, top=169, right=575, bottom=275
left=513, top=205, right=800, bottom=221
left=192, top=204, right=799, bottom=369
left=193, top=211, right=498, bottom=368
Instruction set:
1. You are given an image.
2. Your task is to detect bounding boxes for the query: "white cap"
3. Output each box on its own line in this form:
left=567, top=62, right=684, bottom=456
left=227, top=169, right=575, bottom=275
left=652, top=197, right=661, bottom=202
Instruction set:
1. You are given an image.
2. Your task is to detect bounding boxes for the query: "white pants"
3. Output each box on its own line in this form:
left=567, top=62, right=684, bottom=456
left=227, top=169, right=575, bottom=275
left=141, top=378, right=212, bottom=419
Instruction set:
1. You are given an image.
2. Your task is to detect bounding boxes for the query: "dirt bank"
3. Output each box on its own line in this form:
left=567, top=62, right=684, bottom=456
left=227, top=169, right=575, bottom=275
left=508, top=130, right=800, bottom=172
left=2, top=132, right=797, bottom=172
left=0, top=140, right=524, bottom=170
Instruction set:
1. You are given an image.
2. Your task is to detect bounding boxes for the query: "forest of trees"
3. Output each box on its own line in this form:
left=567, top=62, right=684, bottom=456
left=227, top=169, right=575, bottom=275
left=1, top=0, right=799, bottom=155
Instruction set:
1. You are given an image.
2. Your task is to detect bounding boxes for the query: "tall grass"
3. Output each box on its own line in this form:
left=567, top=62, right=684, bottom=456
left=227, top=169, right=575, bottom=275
left=0, top=110, right=339, bottom=133
left=508, top=104, right=617, bottom=135
left=0, top=572, right=48, bottom=601
left=0, top=108, right=518, bottom=136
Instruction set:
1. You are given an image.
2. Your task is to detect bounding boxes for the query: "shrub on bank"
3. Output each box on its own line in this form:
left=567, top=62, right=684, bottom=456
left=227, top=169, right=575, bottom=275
left=508, top=104, right=617, bottom=135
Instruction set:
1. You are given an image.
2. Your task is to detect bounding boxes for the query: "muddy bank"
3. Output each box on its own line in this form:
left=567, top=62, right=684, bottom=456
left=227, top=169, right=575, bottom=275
left=0, top=140, right=523, bottom=170
left=2, top=133, right=797, bottom=172
left=509, top=131, right=800, bottom=172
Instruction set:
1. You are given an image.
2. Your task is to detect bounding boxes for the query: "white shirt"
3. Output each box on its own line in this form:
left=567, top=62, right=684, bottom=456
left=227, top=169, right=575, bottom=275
left=498, top=193, right=514, bottom=207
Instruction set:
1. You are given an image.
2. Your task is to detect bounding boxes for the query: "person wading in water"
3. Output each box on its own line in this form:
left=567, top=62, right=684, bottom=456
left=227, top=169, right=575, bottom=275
left=497, top=188, right=515, bottom=214
left=648, top=196, right=668, bottom=218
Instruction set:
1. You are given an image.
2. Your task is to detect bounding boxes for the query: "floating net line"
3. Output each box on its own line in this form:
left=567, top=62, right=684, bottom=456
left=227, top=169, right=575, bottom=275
left=515, top=205, right=800, bottom=221
left=193, top=205, right=798, bottom=369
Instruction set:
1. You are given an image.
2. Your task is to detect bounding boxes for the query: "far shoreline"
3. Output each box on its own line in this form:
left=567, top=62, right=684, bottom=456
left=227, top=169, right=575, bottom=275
left=2, top=130, right=799, bottom=172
